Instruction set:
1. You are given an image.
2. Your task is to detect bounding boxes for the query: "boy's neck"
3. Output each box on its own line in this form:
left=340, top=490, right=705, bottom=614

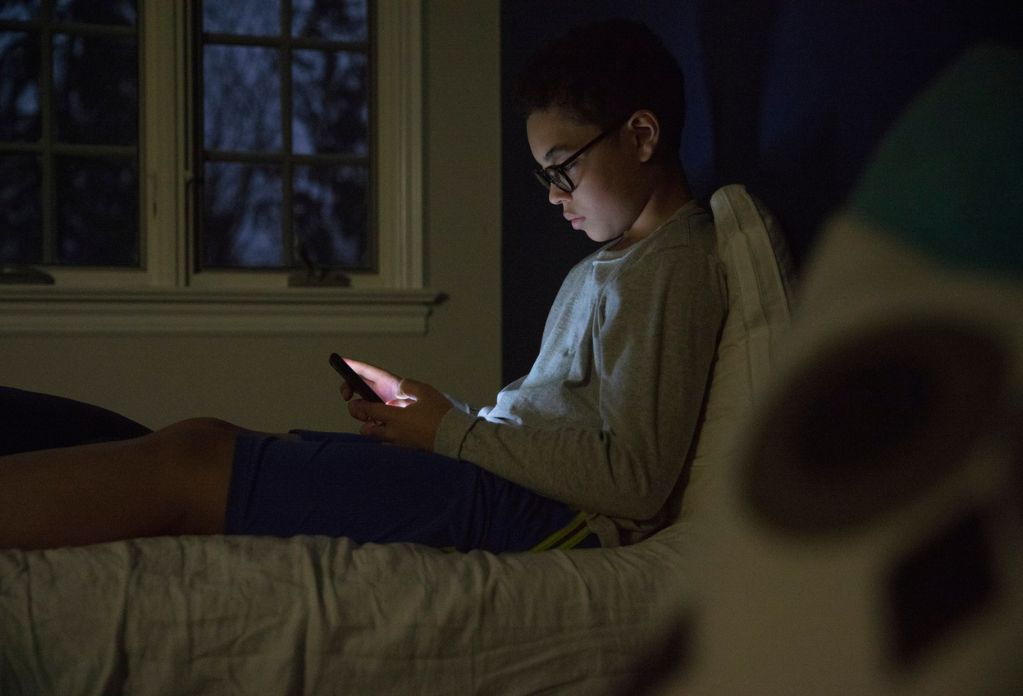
left=611, top=165, right=692, bottom=250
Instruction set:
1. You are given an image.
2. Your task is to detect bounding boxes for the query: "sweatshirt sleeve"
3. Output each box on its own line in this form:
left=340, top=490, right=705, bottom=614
left=434, top=239, right=725, bottom=521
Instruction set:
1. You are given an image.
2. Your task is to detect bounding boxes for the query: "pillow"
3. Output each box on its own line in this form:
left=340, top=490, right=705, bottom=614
left=670, top=184, right=794, bottom=524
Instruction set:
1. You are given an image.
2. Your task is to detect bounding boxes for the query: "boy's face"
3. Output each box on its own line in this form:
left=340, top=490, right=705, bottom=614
left=526, top=107, right=649, bottom=244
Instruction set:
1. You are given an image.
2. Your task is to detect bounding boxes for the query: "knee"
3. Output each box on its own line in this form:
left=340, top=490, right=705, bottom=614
left=148, top=418, right=245, bottom=533
left=153, top=415, right=243, bottom=464
left=164, top=416, right=245, bottom=434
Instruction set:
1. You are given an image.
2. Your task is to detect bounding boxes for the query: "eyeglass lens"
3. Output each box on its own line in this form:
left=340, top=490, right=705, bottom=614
left=531, top=118, right=626, bottom=194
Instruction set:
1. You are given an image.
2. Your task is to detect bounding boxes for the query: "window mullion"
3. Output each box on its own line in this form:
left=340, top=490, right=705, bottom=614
left=40, top=0, right=56, bottom=264
left=180, top=0, right=198, bottom=287
left=140, top=0, right=187, bottom=288
left=281, top=0, right=295, bottom=269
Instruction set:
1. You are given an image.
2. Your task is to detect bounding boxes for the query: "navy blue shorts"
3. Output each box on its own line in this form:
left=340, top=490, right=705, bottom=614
left=224, top=431, right=600, bottom=553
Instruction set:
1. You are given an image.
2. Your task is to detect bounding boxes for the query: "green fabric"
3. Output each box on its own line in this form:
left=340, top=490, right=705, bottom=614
left=850, top=44, right=1023, bottom=275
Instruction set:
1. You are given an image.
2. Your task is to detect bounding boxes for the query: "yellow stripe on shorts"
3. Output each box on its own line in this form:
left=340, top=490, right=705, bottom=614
left=558, top=525, right=594, bottom=550
left=530, top=511, right=592, bottom=551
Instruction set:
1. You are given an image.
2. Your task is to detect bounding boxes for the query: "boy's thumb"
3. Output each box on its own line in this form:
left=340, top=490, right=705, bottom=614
left=395, top=378, right=422, bottom=400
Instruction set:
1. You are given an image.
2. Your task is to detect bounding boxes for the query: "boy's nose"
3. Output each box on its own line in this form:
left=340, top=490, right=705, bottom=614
left=548, top=183, right=570, bottom=205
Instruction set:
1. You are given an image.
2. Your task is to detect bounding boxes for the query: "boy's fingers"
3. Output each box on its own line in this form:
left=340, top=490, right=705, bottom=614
left=395, top=378, right=429, bottom=400
left=348, top=399, right=390, bottom=423
left=358, top=409, right=403, bottom=443
left=395, top=378, right=413, bottom=400
left=359, top=418, right=387, bottom=439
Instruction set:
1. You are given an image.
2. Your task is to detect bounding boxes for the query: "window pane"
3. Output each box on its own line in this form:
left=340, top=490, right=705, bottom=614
left=199, top=0, right=374, bottom=272
left=293, top=164, right=368, bottom=268
left=203, top=45, right=281, bottom=152
left=203, top=0, right=279, bottom=36
left=0, top=31, right=40, bottom=140
left=0, top=153, right=42, bottom=263
left=292, top=49, right=368, bottom=155
left=0, top=1, right=39, bottom=21
left=292, top=0, right=367, bottom=41
left=202, top=161, right=283, bottom=267
left=53, top=33, right=138, bottom=145
left=56, top=156, right=138, bottom=266
left=54, top=0, right=136, bottom=25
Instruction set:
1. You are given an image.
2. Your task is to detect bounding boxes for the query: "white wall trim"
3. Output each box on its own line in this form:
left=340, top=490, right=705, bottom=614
left=0, top=288, right=443, bottom=335
left=375, top=0, right=424, bottom=289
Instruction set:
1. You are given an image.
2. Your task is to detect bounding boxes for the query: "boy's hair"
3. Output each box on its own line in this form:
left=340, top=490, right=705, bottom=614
left=514, top=18, right=686, bottom=161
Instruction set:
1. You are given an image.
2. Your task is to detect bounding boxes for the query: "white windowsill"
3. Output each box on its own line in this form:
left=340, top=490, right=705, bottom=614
left=0, top=287, right=445, bottom=335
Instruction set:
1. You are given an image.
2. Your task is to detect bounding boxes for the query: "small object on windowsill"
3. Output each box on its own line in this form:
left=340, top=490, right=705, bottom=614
left=288, top=268, right=352, bottom=287
left=287, top=244, right=352, bottom=287
left=0, top=265, right=56, bottom=285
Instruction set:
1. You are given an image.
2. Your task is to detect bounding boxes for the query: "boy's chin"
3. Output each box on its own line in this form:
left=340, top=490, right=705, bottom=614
left=582, top=226, right=619, bottom=244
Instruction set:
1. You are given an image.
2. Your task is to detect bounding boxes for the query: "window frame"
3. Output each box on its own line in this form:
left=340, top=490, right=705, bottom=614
left=0, top=0, right=438, bottom=334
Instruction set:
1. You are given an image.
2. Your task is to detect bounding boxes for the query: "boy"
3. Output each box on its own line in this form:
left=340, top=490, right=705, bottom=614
left=0, top=19, right=724, bottom=552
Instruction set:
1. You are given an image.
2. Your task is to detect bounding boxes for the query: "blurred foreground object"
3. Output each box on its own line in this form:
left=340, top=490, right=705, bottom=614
left=646, top=44, right=1023, bottom=695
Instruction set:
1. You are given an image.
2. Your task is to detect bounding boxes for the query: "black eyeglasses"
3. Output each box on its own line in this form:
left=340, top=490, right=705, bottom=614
left=532, top=119, right=627, bottom=193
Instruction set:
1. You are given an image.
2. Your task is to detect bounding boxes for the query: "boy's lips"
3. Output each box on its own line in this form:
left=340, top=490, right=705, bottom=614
left=564, top=214, right=585, bottom=229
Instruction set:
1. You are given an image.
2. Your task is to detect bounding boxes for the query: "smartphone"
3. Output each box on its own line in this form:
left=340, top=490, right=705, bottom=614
left=329, top=353, right=383, bottom=403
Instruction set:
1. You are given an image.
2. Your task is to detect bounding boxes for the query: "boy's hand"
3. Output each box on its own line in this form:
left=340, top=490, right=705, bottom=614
left=347, top=378, right=452, bottom=451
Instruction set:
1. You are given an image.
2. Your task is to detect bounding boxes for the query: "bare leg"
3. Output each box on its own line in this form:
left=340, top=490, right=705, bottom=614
left=0, top=418, right=244, bottom=550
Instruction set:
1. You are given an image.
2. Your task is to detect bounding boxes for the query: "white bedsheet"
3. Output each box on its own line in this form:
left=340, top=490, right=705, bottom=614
left=1, top=523, right=695, bottom=695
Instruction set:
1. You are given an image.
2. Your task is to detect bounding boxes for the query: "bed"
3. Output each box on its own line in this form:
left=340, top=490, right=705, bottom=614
left=0, top=184, right=793, bottom=695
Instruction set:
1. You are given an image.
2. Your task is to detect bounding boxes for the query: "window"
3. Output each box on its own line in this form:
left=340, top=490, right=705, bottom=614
left=0, top=0, right=433, bottom=334
left=199, top=1, right=371, bottom=272
left=0, top=0, right=140, bottom=268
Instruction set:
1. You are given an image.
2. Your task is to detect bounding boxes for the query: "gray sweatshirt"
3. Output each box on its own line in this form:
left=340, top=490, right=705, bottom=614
left=434, top=202, right=725, bottom=546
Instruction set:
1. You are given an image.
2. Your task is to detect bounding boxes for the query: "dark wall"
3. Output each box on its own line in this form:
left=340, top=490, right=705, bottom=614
left=499, top=0, right=1017, bottom=384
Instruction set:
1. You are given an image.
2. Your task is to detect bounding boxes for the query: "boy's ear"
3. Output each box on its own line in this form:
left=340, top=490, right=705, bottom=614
left=627, top=110, right=660, bottom=163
